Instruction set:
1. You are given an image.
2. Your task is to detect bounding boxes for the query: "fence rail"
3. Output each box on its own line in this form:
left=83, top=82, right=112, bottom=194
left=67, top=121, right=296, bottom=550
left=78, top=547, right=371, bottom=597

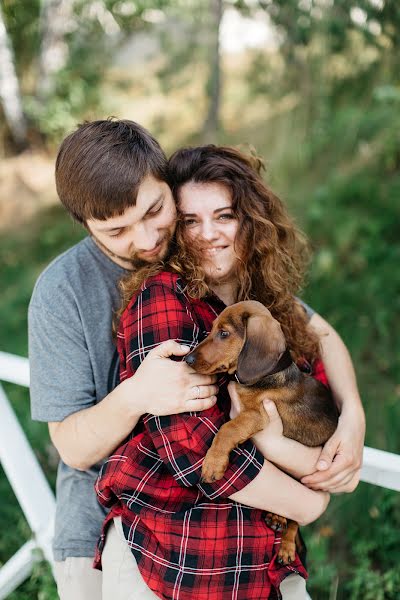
left=1, top=350, right=400, bottom=599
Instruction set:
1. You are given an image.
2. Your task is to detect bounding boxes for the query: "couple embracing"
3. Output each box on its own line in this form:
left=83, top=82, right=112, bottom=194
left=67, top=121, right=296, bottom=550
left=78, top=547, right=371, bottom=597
left=29, top=119, right=365, bottom=600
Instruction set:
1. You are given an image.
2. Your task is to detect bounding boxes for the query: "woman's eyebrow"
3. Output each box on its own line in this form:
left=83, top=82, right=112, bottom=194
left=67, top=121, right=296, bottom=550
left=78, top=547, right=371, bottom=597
left=214, top=206, right=232, bottom=213
left=181, top=206, right=232, bottom=217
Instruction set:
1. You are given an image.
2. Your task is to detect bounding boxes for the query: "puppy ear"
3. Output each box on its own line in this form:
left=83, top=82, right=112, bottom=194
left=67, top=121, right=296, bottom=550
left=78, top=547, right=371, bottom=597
left=236, top=313, right=286, bottom=385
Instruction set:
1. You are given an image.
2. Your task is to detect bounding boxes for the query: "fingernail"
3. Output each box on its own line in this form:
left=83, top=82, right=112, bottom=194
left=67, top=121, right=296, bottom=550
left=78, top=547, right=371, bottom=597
left=180, top=345, right=190, bottom=351
left=318, top=460, right=328, bottom=470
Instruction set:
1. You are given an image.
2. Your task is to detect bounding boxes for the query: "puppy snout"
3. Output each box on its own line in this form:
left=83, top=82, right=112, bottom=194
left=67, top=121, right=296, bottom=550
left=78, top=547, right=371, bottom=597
left=185, top=353, right=196, bottom=366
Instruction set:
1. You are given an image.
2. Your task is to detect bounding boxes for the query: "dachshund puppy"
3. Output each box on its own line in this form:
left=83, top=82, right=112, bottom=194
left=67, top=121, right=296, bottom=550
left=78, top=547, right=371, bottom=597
left=185, top=300, right=338, bottom=564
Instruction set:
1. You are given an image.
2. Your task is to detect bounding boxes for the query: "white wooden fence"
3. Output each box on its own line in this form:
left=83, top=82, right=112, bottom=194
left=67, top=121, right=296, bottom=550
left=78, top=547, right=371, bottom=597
left=0, top=350, right=400, bottom=599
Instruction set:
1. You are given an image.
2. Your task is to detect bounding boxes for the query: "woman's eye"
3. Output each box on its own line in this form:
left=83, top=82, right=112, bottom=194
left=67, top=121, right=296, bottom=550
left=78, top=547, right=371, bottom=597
left=218, top=213, right=234, bottom=220
left=183, top=219, right=197, bottom=227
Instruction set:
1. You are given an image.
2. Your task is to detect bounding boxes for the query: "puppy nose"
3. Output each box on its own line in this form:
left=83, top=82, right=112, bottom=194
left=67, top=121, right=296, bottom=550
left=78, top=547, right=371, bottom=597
left=185, top=353, right=196, bottom=366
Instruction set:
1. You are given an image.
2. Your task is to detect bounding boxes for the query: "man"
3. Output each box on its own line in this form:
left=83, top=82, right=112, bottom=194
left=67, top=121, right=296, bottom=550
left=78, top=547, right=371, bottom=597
left=29, top=119, right=219, bottom=599
left=29, top=118, right=365, bottom=599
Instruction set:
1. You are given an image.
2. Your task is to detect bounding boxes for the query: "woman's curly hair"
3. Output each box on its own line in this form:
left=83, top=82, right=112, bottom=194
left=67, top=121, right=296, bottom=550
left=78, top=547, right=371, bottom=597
left=119, top=145, right=320, bottom=363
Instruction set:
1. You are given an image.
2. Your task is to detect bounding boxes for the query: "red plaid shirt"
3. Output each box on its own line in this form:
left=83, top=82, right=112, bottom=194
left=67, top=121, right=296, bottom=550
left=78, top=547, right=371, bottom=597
left=95, top=272, right=327, bottom=599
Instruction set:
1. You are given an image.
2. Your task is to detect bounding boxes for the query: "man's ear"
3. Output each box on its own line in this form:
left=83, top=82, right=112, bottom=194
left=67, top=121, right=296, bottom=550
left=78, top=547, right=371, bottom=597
left=236, top=313, right=286, bottom=385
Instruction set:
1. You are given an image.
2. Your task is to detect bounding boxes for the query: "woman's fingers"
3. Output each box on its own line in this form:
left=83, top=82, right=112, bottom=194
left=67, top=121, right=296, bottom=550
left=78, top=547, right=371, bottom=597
left=185, top=396, right=218, bottom=411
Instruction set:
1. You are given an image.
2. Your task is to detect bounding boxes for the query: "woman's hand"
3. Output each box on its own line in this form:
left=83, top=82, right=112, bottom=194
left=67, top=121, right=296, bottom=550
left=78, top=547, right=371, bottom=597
left=301, top=406, right=365, bottom=493
left=229, top=382, right=329, bottom=480
left=306, top=312, right=365, bottom=494
left=228, top=382, right=284, bottom=455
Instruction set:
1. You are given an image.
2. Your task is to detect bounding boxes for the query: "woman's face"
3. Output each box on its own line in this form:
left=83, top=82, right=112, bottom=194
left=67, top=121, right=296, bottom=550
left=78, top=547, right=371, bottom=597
left=179, top=181, right=240, bottom=285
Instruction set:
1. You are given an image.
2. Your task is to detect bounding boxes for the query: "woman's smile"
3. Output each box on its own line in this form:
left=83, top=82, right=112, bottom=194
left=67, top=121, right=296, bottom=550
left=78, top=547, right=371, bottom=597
left=179, top=181, right=239, bottom=286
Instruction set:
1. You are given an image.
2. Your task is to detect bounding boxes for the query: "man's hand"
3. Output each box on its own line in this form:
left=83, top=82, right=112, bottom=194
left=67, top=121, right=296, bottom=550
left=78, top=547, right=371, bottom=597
left=126, top=340, right=219, bottom=417
left=301, top=408, right=365, bottom=493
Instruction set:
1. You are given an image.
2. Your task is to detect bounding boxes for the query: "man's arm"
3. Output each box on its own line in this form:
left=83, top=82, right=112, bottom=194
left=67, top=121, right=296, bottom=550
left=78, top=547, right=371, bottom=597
left=301, top=313, right=365, bottom=492
left=49, top=341, right=218, bottom=470
left=29, top=296, right=217, bottom=472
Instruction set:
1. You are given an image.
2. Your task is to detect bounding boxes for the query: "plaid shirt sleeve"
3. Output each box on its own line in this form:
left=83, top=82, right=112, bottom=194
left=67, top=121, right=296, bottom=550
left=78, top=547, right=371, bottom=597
left=117, top=278, right=264, bottom=500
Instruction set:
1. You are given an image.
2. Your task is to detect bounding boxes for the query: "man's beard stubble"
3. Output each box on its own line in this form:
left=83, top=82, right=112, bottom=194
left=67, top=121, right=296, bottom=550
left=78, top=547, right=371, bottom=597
left=91, top=231, right=173, bottom=271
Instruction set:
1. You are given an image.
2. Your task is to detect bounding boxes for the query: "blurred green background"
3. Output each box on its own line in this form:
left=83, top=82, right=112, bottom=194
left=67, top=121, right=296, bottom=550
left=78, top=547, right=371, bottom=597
left=1, top=1, right=400, bottom=598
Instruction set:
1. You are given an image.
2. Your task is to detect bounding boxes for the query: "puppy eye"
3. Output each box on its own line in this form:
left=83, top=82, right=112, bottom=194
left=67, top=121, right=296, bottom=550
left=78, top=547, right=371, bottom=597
left=219, top=330, right=230, bottom=338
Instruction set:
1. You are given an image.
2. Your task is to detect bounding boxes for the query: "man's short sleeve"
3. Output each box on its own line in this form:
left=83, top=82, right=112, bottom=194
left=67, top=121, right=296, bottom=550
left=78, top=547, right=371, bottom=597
left=29, top=299, right=95, bottom=422
left=296, top=297, right=315, bottom=321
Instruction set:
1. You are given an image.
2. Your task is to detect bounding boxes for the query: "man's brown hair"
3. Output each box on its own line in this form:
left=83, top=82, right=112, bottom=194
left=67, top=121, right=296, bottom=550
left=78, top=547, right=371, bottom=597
left=55, top=118, right=167, bottom=224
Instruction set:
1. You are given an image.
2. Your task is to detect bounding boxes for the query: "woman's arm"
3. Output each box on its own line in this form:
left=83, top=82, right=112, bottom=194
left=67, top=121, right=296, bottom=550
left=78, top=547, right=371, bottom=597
left=252, top=402, right=322, bottom=479
left=229, top=460, right=330, bottom=526
left=228, top=383, right=321, bottom=479
left=301, top=313, right=365, bottom=493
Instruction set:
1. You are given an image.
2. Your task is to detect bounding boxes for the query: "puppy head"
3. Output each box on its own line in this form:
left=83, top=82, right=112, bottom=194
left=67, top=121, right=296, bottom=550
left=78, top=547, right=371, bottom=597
left=185, top=300, right=286, bottom=383
left=236, top=301, right=286, bottom=384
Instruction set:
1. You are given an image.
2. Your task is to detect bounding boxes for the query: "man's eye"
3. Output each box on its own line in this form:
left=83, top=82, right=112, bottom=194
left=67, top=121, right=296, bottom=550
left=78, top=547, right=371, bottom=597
left=109, top=229, right=124, bottom=238
left=148, top=203, right=163, bottom=217
left=218, top=330, right=230, bottom=338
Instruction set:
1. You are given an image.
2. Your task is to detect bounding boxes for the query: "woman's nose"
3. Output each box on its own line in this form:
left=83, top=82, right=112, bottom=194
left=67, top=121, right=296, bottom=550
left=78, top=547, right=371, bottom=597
left=200, top=221, right=219, bottom=242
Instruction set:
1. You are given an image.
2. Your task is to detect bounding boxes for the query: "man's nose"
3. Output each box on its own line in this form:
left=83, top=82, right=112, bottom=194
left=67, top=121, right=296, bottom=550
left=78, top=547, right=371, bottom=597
left=132, top=223, right=158, bottom=251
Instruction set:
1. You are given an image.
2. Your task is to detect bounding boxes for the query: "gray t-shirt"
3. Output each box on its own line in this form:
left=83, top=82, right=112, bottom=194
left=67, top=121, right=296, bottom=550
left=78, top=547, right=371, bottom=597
left=29, top=236, right=127, bottom=561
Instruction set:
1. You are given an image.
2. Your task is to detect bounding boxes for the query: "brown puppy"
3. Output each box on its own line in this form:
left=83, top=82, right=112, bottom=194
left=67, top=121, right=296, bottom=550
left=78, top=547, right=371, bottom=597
left=185, top=300, right=338, bottom=564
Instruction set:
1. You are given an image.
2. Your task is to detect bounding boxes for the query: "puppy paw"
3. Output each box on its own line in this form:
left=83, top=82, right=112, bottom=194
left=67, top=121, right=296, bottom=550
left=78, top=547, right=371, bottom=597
left=201, top=453, right=229, bottom=483
left=265, top=513, right=287, bottom=532
left=277, top=540, right=296, bottom=565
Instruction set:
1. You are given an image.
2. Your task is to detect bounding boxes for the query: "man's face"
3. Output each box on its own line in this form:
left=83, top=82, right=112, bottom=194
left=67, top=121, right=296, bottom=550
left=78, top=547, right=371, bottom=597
left=86, top=175, right=176, bottom=270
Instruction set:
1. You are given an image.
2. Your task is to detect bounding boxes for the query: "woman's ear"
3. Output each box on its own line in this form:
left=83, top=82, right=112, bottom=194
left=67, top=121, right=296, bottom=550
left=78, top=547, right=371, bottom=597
left=236, top=313, right=286, bottom=385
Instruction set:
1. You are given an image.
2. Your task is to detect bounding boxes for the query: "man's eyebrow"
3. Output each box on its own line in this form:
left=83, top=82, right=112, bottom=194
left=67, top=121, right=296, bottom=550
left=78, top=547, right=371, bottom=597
left=97, top=195, right=164, bottom=231
left=145, top=194, right=164, bottom=215
left=181, top=206, right=232, bottom=217
left=97, top=224, right=126, bottom=232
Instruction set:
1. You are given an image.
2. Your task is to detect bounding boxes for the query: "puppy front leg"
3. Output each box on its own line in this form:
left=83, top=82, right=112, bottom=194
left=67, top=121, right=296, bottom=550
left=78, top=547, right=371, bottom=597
left=202, top=409, right=264, bottom=482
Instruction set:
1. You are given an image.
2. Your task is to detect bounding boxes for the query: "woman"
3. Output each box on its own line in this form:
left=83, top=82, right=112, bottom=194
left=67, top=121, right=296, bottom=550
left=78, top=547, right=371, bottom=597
left=95, top=145, right=351, bottom=599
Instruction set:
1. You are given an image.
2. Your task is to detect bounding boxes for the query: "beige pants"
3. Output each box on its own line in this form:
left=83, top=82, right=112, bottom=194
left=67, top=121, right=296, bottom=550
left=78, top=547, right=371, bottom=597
left=54, top=556, right=102, bottom=600
left=101, top=517, right=307, bottom=600
left=102, top=518, right=160, bottom=599
left=280, top=572, right=307, bottom=599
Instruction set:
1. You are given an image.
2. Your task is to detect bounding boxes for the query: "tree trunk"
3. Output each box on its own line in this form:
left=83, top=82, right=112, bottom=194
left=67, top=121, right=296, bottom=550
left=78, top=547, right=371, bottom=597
left=36, top=0, right=75, bottom=101
left=201, top=0, right=223, bottom=144
left=0, top=4, right=27, bottom=149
